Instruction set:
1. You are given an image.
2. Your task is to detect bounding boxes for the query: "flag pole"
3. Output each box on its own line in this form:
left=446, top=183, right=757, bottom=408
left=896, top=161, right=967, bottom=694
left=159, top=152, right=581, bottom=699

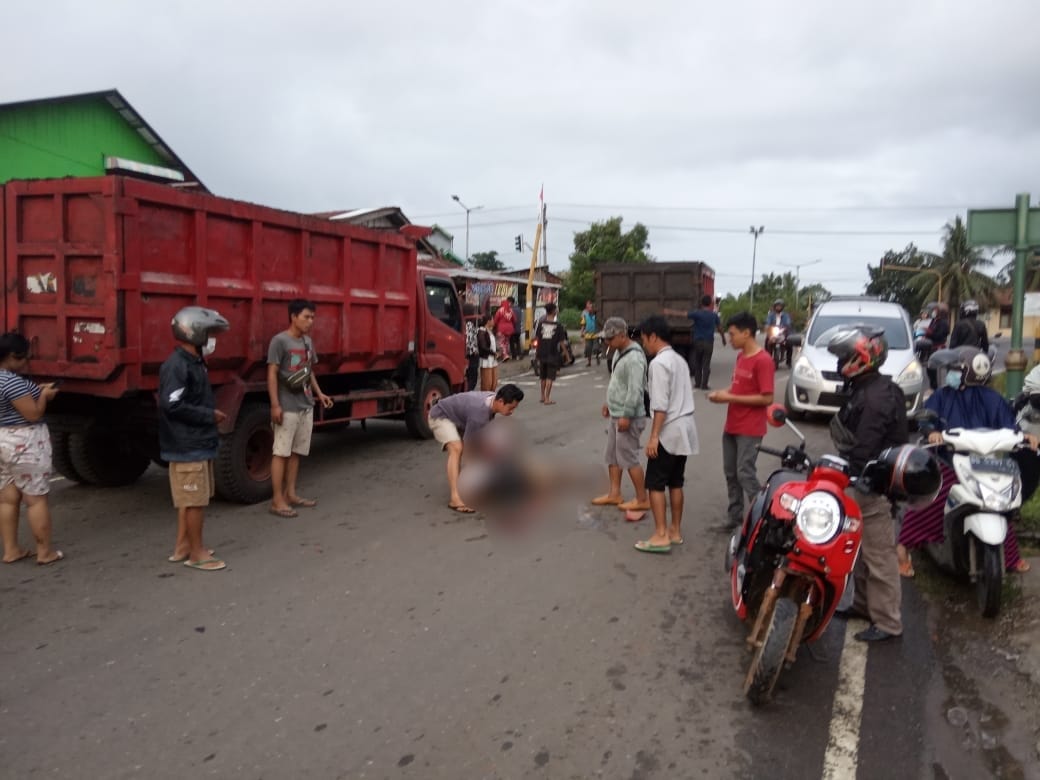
left=524, top=186, right=545, bottom=350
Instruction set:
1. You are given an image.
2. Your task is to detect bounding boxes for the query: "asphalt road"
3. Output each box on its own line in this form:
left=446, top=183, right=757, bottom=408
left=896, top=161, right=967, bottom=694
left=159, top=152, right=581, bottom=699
left=0, top=348, right=1035, bottom=779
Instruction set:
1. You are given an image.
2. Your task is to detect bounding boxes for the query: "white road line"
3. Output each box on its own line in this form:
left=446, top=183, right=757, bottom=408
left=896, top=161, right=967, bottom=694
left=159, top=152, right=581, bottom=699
left=822, top=620, right=867, bottom=779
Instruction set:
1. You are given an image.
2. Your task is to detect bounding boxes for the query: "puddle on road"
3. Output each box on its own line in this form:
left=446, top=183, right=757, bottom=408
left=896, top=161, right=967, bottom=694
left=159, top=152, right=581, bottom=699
left=919, top=560, right=1040, bottom=778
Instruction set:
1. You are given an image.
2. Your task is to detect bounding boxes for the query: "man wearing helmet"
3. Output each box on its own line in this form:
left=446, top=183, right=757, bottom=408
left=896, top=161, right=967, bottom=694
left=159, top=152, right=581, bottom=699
left=828, top=325, right=908, bottom=641
left=949, top=299, right=989, bottom=352
left=159, top=306, right=231, bottom=571
left=898, top=347, right=1034, bottom=574
left=764, top=299, right=793, bottom=367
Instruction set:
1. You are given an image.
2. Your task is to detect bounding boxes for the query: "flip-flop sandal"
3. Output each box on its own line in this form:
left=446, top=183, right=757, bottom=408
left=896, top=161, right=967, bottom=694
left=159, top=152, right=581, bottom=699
left=448, top=504, right=476, bottom=514
left=168, top=548, right=215, bottom=563
left=269, top=507, right=299, bottom=518
left=183, top=558, right=227, bottom=572
left=590, top=495, right=624, bottom=506
left=3, top=549, right=34, bottom=564
left=670, top=537, right=684, bottom=546
left=290, top=498, right=318, bottom=508
left=37, top=550, right=64, bottom=566
left=634, top=540, right=671, bottom=554
left=1011, top=560, right=1031, bottom=573
left=899, top=561, right=915, bottom=578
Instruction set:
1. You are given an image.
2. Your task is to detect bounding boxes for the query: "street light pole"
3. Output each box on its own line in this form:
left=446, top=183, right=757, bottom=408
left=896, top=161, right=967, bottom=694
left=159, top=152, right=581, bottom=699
left=780, top=258, right=822, bottom=308
left=749, top=226, right=765, bottom=311
left=451, top=194, right=483, bottom=263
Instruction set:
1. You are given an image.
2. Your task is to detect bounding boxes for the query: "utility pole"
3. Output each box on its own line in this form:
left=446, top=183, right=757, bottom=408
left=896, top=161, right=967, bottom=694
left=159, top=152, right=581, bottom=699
left=451, top=194, right=483, bottom=263
left=780, top=258, right=822, bottom=309
left=749, top=226, right=765, bottom=311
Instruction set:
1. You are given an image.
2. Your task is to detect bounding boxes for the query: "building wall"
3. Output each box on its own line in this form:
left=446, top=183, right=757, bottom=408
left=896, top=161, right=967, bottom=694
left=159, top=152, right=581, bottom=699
left=0, top=97, right=167, bottom=182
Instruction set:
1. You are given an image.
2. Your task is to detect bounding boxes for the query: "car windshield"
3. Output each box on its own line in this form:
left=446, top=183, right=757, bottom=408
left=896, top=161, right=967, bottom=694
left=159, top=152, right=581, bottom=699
left=808, top=315, right=910, bottom=350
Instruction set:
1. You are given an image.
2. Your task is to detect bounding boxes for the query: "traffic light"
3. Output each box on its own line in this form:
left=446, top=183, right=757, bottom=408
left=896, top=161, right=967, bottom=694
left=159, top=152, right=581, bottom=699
left=515, top=235, right=523, bottom=252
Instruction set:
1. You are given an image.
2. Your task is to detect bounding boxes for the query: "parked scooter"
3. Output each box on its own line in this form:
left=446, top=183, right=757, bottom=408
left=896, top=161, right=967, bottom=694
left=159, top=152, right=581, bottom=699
left=917, top=410, right=1026, bottom=618
left=728, top=404, right=939, bottom=705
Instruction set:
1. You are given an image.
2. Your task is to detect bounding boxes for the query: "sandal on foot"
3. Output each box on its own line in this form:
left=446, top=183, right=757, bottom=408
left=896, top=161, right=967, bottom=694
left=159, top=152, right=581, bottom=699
left=634, top=540, right=671, bottom=554
left=899, top=560, right=915, bottom=578
left=168, top=548, right=214, bottom=563
left=3, top=549, right=33, bottom=564
left=268, top=507, right=298, bottom=518
left=448, top=504, right=476, bottom=514
left=183, top=558, right=226, bottom=572
left=289, top=497, right=318, bottom=508
left=590, top=495, right=623, bottom=506
left=618, top=499, right=651, bottom=511
left=1011, top=560, right=1031, bottom=573
left=37, top=550, right=64, bottom=566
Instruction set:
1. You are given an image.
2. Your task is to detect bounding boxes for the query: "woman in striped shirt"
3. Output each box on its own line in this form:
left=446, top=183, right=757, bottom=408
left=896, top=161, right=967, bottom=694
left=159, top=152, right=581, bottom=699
left=0, top=333, right=62, bottom=565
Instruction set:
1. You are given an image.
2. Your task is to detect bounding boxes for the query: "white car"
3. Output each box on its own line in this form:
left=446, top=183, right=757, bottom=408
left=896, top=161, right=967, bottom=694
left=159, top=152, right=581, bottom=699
left=785, top=298, right=926, bottom=417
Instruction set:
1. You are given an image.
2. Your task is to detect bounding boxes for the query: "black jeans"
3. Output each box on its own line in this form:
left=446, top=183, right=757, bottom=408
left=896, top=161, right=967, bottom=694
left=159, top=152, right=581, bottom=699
left=689, top=339, right=715, bottom=388
left=465, top=355, right=479, bottom=391
left=509, top=333, right=521, bottom=360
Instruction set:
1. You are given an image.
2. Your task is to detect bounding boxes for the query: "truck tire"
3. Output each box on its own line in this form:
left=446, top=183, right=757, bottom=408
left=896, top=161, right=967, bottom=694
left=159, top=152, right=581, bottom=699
left=50, top=431, right=85, bottom=483
left=215, top=402, right=274, bottom=504
left=406, top=374, right=450, bottom=439
left=67, top=426, right=151, bottom=487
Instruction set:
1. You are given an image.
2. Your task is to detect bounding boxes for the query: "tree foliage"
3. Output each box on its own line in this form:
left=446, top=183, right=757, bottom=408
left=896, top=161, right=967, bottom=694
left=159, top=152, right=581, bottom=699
left=866, top=217, right=999, bottom=316
left=719, top=271, right=830, bottom=331
left=562, top=217, right=653, bottom=309
left=469, top=250, right=507, bottom=272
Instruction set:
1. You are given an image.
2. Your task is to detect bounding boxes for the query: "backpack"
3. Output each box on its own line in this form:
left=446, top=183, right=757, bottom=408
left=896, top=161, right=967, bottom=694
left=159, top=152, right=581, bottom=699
left=609, top=346, right=651, bottom=417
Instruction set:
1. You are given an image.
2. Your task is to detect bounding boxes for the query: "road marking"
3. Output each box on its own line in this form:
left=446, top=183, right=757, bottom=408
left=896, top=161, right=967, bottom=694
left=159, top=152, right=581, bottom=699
left=822, top=620, right=867, bottom=779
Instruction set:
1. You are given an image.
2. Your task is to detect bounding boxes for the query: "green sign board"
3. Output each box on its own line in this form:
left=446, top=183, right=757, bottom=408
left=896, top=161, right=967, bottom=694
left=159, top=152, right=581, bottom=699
left=967, top=207, right=1040, bottom=246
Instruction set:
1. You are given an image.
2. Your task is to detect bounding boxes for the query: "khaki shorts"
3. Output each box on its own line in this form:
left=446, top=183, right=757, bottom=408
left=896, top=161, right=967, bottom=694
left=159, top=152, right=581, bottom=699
left=605, top=417, right=647, bottom=469
left=168, top=460, right=215, bottom=508
left=429, top=416, right=461, bottom=450
left=273, top=408, right=314, bottom=457
left=0, top=424, right=52, bottom=496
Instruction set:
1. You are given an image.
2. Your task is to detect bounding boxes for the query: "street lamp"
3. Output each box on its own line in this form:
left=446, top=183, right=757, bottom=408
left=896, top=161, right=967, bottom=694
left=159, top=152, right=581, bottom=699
left=780, top=258, right=822, bottom=308
left=451, top=194, right=483, bottom=263
left=749, top=226, right=765, bottom=310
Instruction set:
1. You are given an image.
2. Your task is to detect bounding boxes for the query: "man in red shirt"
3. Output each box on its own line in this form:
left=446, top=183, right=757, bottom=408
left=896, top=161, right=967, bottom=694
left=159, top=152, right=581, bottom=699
left=708, top=312, right=775, bottom=528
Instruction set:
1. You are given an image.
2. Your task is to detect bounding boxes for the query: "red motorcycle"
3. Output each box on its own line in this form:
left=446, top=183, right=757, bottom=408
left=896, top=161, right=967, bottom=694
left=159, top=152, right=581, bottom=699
left=728, top=407, right=862, bottom=704
left=727, top=406, right=937, bottom=705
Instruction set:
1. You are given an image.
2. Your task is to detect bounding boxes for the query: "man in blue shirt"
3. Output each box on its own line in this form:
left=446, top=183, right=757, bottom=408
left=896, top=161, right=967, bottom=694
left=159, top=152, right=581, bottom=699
left=665, top=296, right=724, bottom=389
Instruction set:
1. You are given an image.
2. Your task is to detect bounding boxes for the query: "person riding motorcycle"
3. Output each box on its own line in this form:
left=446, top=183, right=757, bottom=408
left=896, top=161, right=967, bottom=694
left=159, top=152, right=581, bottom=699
left=764, top=299, right=793, bottom=367
left=923, top=303, right=951, bottom=390
left=827, top=325, right=908, bottom=642
left=949, top=299, right=989, bottom=352
left=898, top=347, right=1034, bottom=574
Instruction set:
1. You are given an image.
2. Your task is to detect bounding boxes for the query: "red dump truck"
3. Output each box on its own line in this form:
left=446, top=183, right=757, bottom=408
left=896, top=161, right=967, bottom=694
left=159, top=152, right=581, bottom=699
left=595, top=261, right=716, bottom=359
left=0, top=175, right=466, bottom=502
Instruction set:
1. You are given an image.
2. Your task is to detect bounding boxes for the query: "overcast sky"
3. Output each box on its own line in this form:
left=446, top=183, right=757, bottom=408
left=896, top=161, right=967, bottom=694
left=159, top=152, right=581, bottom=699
left=3, top=0, right=1038, bottom=295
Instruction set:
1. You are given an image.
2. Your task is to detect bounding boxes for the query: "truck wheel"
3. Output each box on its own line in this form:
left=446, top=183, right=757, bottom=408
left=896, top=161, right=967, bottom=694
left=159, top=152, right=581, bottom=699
left=67, top=426, right=151, bottom=487
left=745, top=597, right=798, bottom=706
left=49, top=431, right=85, bottom=483
left=215, top=402, right=274, bottom=504
left=406, top=374, right=450, bottom=439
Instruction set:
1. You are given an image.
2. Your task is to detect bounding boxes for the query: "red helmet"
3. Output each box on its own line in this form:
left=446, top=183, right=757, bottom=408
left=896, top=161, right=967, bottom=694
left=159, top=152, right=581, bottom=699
left=827, top=325, right=888, bottom=378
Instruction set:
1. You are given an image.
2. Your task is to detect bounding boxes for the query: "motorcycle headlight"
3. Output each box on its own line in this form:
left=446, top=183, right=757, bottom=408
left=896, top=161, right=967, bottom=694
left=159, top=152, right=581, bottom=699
left=897, top=359, right=923, bottom=388
left=795, top=491, right=843, bottom=544
left=977, top=475, right=1021, bottom=512
left=792, top=356, right=819, bottom=383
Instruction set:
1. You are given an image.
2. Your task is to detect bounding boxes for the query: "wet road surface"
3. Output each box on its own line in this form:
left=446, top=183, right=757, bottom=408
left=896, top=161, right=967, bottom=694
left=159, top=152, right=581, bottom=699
left=1, top=347, right=1037, bottom=778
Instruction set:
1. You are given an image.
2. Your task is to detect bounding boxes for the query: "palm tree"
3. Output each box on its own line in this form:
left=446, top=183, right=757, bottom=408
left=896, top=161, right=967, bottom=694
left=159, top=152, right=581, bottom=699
left=909, top=217, right=996, bottom=311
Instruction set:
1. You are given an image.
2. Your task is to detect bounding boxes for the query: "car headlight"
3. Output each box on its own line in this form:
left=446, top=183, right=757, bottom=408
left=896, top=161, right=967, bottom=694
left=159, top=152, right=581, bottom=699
left=795, top=490, right=843, bottom=544
left=792, top=356, right=819, bottom=383
left=897, top=359, right=923, bottom=388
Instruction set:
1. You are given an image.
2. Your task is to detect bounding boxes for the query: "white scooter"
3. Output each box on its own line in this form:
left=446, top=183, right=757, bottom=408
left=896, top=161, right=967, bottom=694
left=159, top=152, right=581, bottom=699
left=923, top=425, right=1024, bottom=618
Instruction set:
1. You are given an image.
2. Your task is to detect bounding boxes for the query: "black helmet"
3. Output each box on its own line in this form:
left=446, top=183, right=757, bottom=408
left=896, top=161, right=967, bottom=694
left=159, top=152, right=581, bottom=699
left=957, top=346, right=992, bottom=386
left=960, top=299, right=979, bottom=317
left=827, top=324, right=888, bottom=378
left=861, top=445, right=941, bottom=507
left=171, top=306, right=230, bottom=346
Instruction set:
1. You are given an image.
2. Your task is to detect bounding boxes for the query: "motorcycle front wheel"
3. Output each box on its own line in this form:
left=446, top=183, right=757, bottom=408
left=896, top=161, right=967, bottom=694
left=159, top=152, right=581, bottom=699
left=975, top=538, right=1003, bottom=618
left=745, top=597, right=798, bottom=706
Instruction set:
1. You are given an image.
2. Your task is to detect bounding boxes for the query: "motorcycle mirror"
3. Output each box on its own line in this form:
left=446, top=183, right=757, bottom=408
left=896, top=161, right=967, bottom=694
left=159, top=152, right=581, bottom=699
left=787, top=333, right=803, bottom=348
left=766, top=403, right=788, bottom=427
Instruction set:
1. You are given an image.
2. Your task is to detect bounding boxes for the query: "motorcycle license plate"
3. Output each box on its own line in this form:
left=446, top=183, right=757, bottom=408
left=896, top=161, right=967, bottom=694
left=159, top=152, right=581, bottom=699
left=969, top=455, right=1017, bottom=474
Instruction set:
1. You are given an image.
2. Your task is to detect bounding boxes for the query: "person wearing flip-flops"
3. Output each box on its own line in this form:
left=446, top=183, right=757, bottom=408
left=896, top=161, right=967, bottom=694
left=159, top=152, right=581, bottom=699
left=0, top=332, right=64, bottom=566
left=634, top=316, right=699, bottom=554
left=590, top=317, right=650, bottom=517
left=158, top=307, right=231, bottom=572
left=267, top=299, right=334, bottom=518
left=428, top=384, right=525, bottom=514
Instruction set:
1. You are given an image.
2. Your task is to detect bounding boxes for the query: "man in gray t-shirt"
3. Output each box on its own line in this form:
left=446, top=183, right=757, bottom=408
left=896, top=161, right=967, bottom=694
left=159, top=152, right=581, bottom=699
left=266, top=299, right=333, bottom=518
